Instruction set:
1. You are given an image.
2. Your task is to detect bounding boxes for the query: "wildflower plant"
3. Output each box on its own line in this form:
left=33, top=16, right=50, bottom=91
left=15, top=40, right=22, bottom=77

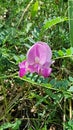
left=0, top=0, right=73, bottom=129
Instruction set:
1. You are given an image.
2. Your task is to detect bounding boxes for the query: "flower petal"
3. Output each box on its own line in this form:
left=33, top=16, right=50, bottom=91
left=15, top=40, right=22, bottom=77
left=19, top=60, right=28, bottom=77
left=35, top=43, right=47, bottom=65
left=40, top=68, right=52, bottom=78
left=19, top=60, right=27, bottom=68
left=19, top=68, right=27, bottom=77
left=27, top=44, right=36, bottom=65
left=36, top=41, right=52, bottom=62
left=43, top=61, right=52, bottom=68
left=27, top=41, right=52, bottom=66
left=29, top=64, right=41, bottom=73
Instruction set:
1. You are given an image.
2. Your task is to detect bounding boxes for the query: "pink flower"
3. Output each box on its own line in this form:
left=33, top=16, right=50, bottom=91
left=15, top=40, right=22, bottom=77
left=19, top=41, right=52, bottom=78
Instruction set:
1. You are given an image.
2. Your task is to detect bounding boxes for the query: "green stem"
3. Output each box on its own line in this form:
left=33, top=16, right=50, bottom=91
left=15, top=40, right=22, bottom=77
left=63, top=98, right=66, bottom=130
left=53, top=54, right=73, bottom=60
left=69, top=99, right=72, bottom=120
left=17, top=0, right=34, bottom=28
left=68, top=0, right=73, bottom=47
left=1, top=79, right=9, bottom=121
left=0, top=72, right=17, bottom=79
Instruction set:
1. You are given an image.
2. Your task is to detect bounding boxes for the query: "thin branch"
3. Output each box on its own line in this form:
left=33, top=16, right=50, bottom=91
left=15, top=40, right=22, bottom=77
left=53, top=54, right=73, bottom=60
left=63, top=98, right=66, bottom=130
left=17, top=0, right=34, bottom=28
left=69, top=99, right=72, bottom=120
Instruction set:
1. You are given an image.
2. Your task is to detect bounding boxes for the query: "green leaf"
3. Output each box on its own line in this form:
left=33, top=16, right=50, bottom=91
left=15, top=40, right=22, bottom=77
left=0, top=120, right=21, bottom=130
left=42, top=17, right=67, bottom=31
left=12, top=119, right=21, bottom=130
left=13, top=55, right=20, bottom=63
left=26, top=23, right=32, bottom=33
left=0, top=122, right=13, bottom=129
left=28, top=37, right=35, bottom=43
left=41, top=125, right=47, bottom=130
left=28, top=128, right=33, bottom=130
left=70, top=47, right=73, bottom=54
left=63, top=92, right=72, bottom=99
left=39, top=17, right=67, bottom=38
left=35, top=95, right=48, bottom=106
left=69, top=76, right=73, bottom=82
left=68, top=86, right=73, bottom=92
left=58, top=50, right=64, bottom=56
left=31, top=1, right=39, bottom=17
left=66, top=48, right=72, bottom=55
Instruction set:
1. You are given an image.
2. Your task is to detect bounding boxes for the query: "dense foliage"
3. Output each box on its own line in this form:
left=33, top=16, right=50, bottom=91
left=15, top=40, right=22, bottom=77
left=0, top=0, right=73, bottom=130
